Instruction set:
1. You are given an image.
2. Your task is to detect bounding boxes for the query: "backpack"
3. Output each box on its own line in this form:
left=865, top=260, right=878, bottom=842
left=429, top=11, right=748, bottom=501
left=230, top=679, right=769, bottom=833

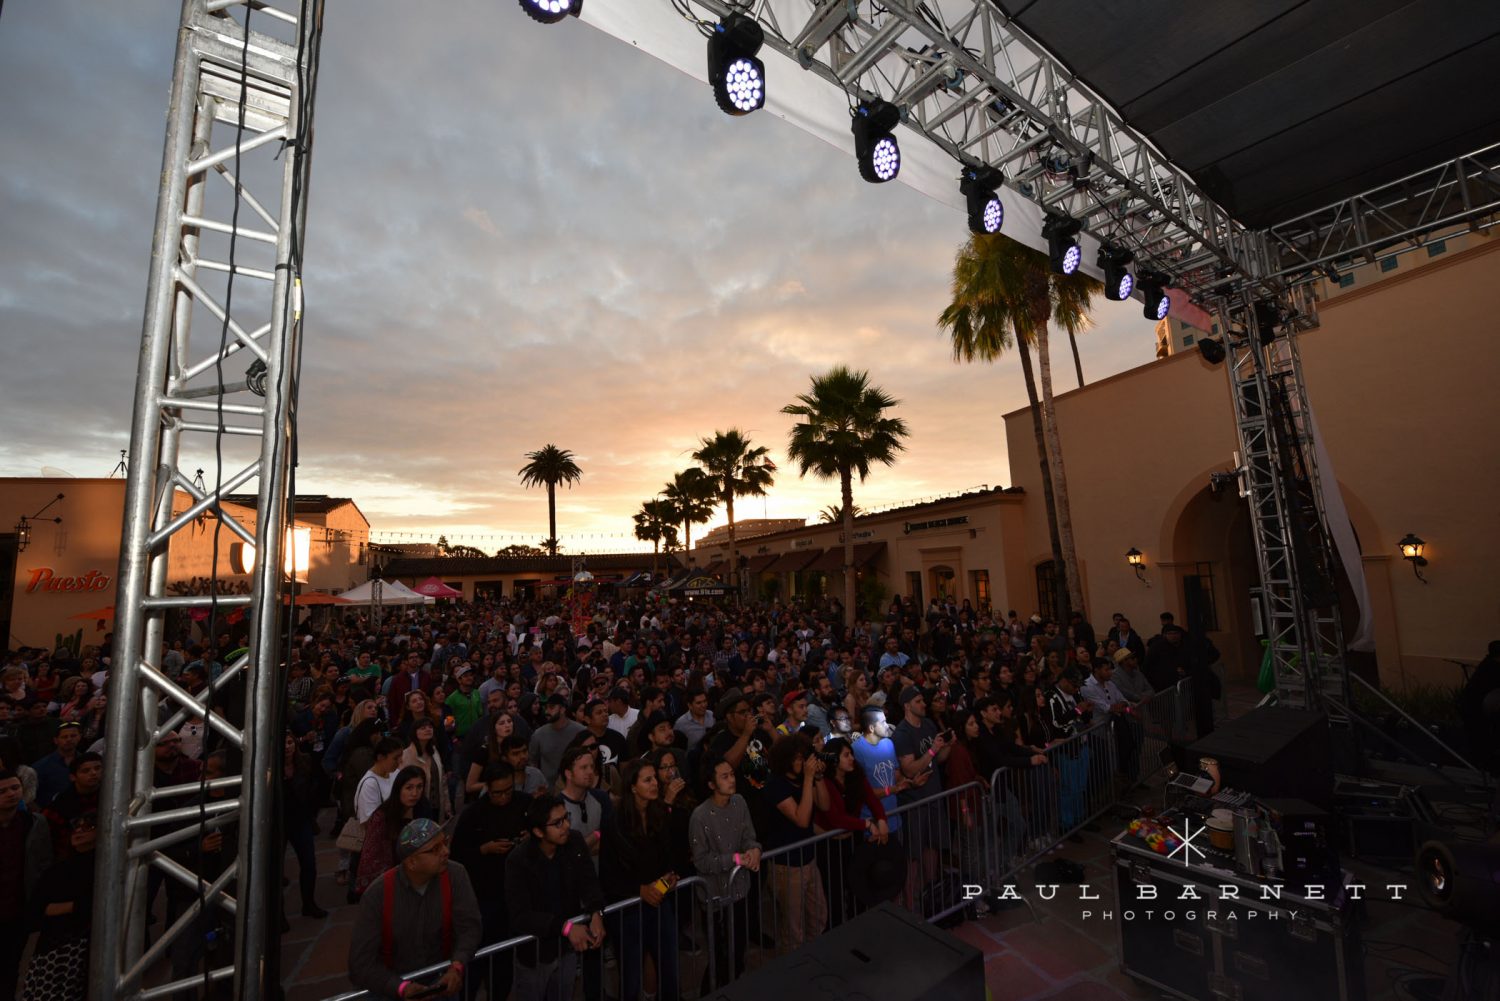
left=380, top=868, right=453, bottom=969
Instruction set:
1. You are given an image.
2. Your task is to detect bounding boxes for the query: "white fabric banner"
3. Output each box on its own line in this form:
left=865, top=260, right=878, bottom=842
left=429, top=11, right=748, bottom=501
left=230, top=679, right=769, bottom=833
left=1306, top=408, right=1375, bottom=651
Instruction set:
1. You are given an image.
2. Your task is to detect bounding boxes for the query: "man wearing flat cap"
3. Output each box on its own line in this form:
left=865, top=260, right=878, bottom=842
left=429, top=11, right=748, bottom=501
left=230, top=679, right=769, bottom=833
left=348, top=818, right=482, bottom=1001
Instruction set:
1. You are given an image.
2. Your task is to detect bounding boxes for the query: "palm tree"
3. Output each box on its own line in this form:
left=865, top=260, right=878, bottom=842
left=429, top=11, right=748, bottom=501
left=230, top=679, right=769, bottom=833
left=633, top=500, right=679, bottom=579
left=661, top=468, right=717, bottom=551
left=818, top=502, right=863, bottom=525
left=938, top=233, right=1099, bottom=619
left=517, top=445, right=583, bottom=556
left=690, top=429, right=777, bottom=592
left=783, top=367, right=909, bottom=627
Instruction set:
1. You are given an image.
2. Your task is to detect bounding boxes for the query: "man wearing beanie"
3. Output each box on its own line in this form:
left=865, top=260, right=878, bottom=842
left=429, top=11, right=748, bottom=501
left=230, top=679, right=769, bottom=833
left=348, top=818, right=482, bottom=1001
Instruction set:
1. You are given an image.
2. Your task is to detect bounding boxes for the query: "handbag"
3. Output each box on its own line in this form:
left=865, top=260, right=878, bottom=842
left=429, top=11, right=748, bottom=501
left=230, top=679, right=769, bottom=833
left=336, top=816, right=365, bottom=853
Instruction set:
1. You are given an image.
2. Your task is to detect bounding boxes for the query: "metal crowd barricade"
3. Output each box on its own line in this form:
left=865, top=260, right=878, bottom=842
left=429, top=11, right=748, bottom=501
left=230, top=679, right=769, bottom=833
left=321, top=875, right=711, bottom=1001
left=695, top=780, right=997, bottom=990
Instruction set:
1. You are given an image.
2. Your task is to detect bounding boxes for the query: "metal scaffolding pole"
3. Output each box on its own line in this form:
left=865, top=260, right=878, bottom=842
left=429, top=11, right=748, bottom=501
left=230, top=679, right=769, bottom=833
left=92, top=3, right=322, bottom=1000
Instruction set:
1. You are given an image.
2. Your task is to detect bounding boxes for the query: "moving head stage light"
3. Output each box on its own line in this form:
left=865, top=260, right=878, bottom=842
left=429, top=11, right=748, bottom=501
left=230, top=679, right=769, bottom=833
left=709, top=15, right=765, bottom=116
left=1098, top=246, right=1134, bottom=301
left=852, top=100, right=901, bottom=183
left=960, top=166, right=1005, bottom=235
left=1043, top=215, right=1082, bottom=275
left=1138, top=272, right=1171, bottom=320
left=519, top=0, right=580, bottom=25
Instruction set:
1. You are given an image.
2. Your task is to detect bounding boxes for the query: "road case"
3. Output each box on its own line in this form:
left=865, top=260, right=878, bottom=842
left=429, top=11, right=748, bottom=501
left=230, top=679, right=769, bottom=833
left=1112, top=829, right=1365, bottom=1001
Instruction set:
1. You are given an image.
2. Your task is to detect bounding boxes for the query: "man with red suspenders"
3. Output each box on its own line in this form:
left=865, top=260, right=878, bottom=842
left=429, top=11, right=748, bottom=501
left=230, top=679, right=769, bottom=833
left=349, top=818, right=482, bottom=1000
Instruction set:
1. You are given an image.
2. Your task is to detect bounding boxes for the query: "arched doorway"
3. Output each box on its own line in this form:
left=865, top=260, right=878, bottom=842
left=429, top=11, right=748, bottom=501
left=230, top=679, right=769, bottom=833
left=1169, top=488, right=1259, bottom=680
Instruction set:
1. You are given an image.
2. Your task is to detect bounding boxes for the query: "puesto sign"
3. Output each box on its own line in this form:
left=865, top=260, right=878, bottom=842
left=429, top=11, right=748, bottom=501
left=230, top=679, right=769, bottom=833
left=25, top=567, right=112, bottom=594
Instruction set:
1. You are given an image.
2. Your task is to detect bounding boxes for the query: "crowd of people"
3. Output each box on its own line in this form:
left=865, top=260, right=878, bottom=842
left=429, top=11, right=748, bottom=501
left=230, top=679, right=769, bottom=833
left=0, top=588, right=1224, bottom=1001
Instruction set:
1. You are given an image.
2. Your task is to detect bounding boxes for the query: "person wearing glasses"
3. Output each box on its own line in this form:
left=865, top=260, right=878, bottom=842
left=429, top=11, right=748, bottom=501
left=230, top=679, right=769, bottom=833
left=506, top=796, right=607, bottom=1001
left=452, top=762, right=532, bottom=1001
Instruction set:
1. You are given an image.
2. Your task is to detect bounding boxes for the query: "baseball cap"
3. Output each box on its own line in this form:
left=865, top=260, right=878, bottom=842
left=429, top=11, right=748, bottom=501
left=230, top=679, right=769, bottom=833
left=781, top=688, right=807, bottom=709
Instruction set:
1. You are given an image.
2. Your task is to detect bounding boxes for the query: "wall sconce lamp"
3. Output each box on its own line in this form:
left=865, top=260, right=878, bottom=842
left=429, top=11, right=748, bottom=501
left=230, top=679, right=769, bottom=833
left=14, top=493, right=65, bottom=553
left=1125, top=547, right=1149, bottom=585
left=1398, top=533, right=1428, bottom=583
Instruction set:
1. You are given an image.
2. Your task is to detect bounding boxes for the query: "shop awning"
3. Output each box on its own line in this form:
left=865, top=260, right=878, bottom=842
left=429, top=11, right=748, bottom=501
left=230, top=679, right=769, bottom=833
left=743, top=554, right=779, bottom=573
left=764, top=548, right=823, bottom=573
left=805, top=541, right=887, bottom=573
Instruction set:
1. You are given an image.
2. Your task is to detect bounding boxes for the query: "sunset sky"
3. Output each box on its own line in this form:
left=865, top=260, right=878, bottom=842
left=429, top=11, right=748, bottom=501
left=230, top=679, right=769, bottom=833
left=0, top=2, right=1162, bottom=553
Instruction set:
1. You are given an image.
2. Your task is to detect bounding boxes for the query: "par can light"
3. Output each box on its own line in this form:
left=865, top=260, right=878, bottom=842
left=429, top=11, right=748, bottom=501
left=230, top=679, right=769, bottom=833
left=709, top=15, right=766, bottom=116
left=518, top=0, right=580, bottom=25
left=852, top=100, right=902, bottom=183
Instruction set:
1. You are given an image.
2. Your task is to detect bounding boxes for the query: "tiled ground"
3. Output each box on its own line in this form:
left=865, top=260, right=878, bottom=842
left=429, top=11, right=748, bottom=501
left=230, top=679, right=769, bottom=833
left=275, top=681, right=1461, bottom=1001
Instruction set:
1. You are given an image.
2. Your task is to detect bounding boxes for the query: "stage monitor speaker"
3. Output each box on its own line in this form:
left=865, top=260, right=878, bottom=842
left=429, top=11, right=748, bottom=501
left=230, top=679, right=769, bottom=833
left=703, top=903, right=984, bottom=1001
left=1188, top=706, right=1333, bottom=808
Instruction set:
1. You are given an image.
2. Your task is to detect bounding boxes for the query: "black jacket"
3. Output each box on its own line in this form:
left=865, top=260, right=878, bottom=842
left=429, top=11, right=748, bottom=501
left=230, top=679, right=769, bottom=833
left=451, top=793, right=532, bottom=894
left=599, top=804, right=691, bottom=902
left=504, top=831, right=605, bottom=965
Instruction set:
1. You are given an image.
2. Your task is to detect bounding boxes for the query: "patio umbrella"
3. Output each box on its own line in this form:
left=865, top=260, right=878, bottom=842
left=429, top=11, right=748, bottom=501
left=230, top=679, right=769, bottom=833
left=69, top=605, right=115, bottom=621
left=412, top=576, right=462, bottom=598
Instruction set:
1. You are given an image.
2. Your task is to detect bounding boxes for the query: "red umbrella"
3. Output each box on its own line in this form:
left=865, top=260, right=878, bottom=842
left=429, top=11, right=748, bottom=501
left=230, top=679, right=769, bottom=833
left=412, top=576, right=463, bottom=598
left=69, top=605, right=115, bottom=621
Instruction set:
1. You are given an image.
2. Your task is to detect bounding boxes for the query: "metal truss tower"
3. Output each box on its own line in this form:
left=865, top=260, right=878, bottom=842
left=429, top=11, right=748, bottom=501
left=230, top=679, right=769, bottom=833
left=92, top=2, right=322, bottom=999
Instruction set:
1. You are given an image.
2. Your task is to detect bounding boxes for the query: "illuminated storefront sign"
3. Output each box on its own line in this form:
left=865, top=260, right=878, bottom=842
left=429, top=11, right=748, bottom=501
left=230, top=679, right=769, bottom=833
left=25, top=567, right=112, bottom=593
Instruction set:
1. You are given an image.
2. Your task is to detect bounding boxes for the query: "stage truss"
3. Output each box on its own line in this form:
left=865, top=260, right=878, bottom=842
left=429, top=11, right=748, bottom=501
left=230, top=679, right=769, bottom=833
left=93, top=2, right=321, bottom=1000
left=95, top=2, right=1499, bottom=998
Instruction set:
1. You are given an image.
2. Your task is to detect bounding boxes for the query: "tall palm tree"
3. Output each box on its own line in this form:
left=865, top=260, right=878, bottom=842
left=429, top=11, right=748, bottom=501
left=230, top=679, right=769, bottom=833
left=690, top=429, right=777, bottom=592
left=783, top=367, right=909, bottom=627
left=517, top=445, right=583, bottom=557
left=818, top=502, right=863, bottom=524
left=938, top=233, right=1099, bottom=619
left=633, top=499, right=679, bottom=579
left=661, top=467, right=717, bottom=551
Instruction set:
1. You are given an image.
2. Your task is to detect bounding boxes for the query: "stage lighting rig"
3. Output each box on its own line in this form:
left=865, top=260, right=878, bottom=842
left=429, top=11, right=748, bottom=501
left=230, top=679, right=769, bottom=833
left=1138, top=272, right=1171, bottom=320
left=852, top=100, right=901, bottom=183
left=709, top=15, right=765, bottom=116
left=960, top=166, right=1005, bottom=235
left=1253, top=300, right=1284, bottom=345
left=1198, top=337, right=1226, bottom=365
left=1043, top=215, right=1082, bottom=275
left=1098, top=246, right=1134, bottom=301
left=518, top=0, right=580, bottom=25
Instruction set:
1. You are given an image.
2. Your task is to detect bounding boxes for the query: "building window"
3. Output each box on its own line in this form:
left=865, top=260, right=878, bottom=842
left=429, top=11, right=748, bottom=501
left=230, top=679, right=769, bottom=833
left=1211, top=322, right=1219, bottom=335
left=970, top=569, right=991, bottom=608
left=1182, top=333, right=1195, bottom=347
left=1379, top=256, right=1398, bottom=273
left=1427, top=240, right=1446, bottom=257
left=1183, top=561, right=1220, bottom=633
left=1034, top=562, right=1059, bottom=623
left=1338, top=274, right=1355, bottom=288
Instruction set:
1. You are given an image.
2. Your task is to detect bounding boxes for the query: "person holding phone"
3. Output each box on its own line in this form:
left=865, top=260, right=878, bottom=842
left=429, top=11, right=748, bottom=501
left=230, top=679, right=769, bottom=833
left=451, top=762, right=532, bottom=1001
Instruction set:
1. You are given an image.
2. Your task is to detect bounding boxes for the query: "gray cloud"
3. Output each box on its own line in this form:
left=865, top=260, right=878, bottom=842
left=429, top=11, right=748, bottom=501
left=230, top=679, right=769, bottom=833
left=0, top=1, right=1158, bottom=550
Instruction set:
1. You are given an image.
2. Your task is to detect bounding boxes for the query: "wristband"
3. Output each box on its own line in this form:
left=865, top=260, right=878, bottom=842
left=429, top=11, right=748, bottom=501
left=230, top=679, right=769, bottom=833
left=450, top=962, right=464, bottom=975
left=928, top=747, right=937, bottom=759
left=733, top=852, right=741, bottom=866
left=562, top=920, right=574, bottom=936
left=398, top=982, right=411, bottom=998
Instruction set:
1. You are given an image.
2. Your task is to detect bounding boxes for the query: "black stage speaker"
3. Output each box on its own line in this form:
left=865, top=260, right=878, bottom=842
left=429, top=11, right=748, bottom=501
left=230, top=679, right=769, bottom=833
left=1188, top=706, right=1333, bottom=808
left=703, top=903, right=984, bottom=1001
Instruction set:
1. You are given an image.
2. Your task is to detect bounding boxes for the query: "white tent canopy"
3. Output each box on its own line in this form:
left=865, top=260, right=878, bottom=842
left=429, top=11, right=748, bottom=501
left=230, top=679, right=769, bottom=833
left=336, top=579, right=434, bottom=605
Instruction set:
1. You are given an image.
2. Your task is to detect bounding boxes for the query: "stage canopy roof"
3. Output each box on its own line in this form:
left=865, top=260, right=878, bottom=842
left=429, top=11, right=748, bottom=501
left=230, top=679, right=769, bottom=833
left=989, top=0, right=1500, bottom=229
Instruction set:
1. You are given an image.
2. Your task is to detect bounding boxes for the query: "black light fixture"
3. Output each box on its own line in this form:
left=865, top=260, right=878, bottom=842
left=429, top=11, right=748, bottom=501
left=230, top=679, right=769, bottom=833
left=1138, top=272, right=1170, bottom=321
left=1043, top=215, right=1083, bottom=275
left=1198, top=337, right=1227, bottom=365
left=852, top=100, right=901, bottom=183
left=1125, top=547, right=1148, bottom=583
left=1399, top=533, right=1428, bottom=583
left=1253, top=300, right=1283, bottom=345
left=708, top=15, right=765, bottom=116
left=1098, top=246, right=1134, bottom=301
left=960, top=165, right=1005, bottom=235
left=518, top=0, right=581, bottom=24
left=13, top=493, right=64, bottom=554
